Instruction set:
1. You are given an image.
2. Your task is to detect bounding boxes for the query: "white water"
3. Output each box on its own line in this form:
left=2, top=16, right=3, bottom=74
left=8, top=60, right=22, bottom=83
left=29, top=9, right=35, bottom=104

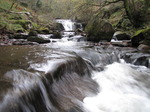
left=56, top=19, right=75, bottom=31
left=83, top=62, right=150, bottom=112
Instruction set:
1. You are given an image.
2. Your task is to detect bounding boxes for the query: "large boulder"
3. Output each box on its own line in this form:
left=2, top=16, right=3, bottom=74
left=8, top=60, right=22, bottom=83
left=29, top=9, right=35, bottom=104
left=131, top=28, right=150, bottom=47
left=85, top=19, right=115, bottom=42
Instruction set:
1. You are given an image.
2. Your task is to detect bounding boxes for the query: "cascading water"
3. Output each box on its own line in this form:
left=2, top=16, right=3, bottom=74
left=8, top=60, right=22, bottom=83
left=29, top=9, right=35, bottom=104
left=0, top=20, right=150, bottom=112
left=55, top=19, right=85, bottom=42
left=56, top=19, right=76, bottom=31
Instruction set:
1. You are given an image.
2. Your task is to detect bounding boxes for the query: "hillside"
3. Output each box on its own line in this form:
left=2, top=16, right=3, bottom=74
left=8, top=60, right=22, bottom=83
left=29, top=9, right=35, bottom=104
left=0, top=0, right=52, bottom=34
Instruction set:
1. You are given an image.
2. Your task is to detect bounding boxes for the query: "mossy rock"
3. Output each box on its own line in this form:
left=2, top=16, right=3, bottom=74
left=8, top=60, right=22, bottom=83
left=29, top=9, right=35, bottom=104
left=131, top=28, right=150, bottom=47
left=10, top=33, right=28, bottom=39
left=113, top=31, right=131, bottom=40
left=38, top=27, right=50, bottom=34
left=85, top=19, right=115, bottom=42
left=51, top=23, right=64, bottom=31
left=28, top=31, right=38, bottom=36
left=11, top=20, right=32, bottom=30
left=51, top=31, right=61, bottom=39
left=27, top=36, right=50, bottom=44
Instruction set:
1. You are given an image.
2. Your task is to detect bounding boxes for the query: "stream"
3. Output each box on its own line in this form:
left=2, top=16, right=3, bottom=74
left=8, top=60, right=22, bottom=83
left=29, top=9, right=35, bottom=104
left=0, top=19, right=150, bottom=112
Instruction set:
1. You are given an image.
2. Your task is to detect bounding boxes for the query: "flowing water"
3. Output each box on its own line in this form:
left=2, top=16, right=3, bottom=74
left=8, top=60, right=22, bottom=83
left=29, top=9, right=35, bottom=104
left=0, top=20, right=150, bottom=112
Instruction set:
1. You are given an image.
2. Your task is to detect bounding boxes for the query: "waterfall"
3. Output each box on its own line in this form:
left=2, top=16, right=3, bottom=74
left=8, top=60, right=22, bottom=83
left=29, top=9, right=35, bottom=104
left=55, top=19, right=76, bottom=31
left=55, top=19, right=85, bottom=42
left=55, top=19, right=83, bottom=31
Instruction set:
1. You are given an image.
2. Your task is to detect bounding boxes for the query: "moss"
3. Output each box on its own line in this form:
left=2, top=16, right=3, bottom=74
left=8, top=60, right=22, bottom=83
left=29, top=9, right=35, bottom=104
left=7, top=23, right=24, bottom=32
left=10, top=20, right=31, bottom=30
left=132, top=28, right=150, bottom=38
left=131, top=28, right=150, bottom=47
left=0, top=21, right=7, bottom=29
left=0, top=0, right=11, bottom=10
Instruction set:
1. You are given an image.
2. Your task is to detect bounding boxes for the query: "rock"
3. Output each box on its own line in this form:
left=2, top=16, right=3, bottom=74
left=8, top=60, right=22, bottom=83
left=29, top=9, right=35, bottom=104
left=112, top=31, right=130, bottom=41
left=9, top=33, right=28, bottom=39
left=121, top=52, right=150, bottom=68
left=85, top=19, right=115, bottom=42
left=28, top=31, right=38, bottom=36
left=131, top=28, right=150, bottom=47
left=12, top=40, right=39, bottom=45
left=51, top=31, right=61, bottom=39
left=51, top=23, right=64, bottom=31
left=138, top=44, right=150, bottom=51
left=27, top=36, right=50, bottom=44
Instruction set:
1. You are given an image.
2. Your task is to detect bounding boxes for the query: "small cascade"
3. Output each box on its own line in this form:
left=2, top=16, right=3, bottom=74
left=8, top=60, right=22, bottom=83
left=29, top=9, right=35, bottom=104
left=55, top=19, right=85, bottom=42
left=56, top=19, right=76, bottom=31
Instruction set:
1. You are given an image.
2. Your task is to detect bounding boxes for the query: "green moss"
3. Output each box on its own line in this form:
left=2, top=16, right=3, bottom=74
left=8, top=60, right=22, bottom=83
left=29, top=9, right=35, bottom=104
left=10, top=19, right=31, bottom=30
left=132, top=28, right=150, bottom=38
left=131, top=28, right=150, bottom=47
left=7, top=23, right=24, bottom=32
left=0, top=0, right=11, bottom=10
left=0, top=21, right=7, bottom=28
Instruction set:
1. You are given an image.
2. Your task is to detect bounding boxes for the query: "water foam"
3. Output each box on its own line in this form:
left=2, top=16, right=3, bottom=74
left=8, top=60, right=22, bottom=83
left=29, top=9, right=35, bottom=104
left=83, top=62, right=150, bottom=112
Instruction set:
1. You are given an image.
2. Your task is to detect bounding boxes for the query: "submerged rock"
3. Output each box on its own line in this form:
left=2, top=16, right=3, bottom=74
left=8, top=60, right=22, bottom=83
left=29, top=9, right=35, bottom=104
left=27, top=36, right=50, bottom=44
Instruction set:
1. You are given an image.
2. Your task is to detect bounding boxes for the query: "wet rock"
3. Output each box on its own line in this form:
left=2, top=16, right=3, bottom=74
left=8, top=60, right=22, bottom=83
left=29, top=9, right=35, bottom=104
left=112, top=31, right=130, bottom=41
left=138, top=44, right=150, bottom=52
left=51, top=31, right=61, bottom=39
left=121, top=53, right=150, bottom=68
left=27, top=36, right=50, bottom=44
left=9, top=33, right=28, bottom=39
left=12, top=40, right=39, bottom=45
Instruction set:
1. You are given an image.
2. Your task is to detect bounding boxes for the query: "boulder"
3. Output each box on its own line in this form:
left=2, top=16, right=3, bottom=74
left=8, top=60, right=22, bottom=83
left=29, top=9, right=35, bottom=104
left=112, top=31, right=130, bottom=41
left=51, top=31, right=61, bottom=39
left=85, top=19, right=115, bottom=42
left=131, top=28, right=150, bottom=47
left=51, top=23, right=64, bottom=31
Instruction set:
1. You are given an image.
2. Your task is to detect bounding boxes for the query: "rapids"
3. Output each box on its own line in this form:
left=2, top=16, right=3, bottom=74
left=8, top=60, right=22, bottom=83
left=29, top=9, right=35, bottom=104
left=0, top=19, right=150, bottom=112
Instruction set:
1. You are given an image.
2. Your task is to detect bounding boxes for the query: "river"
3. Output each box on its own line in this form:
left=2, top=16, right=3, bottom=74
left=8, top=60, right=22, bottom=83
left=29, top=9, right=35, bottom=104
left=0, top=19, right=150, bottom=112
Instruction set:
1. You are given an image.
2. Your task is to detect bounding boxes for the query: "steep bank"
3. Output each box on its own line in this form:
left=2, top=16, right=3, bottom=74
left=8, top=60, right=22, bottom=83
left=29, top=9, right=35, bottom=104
left=0, top=0, right=52, bottom=35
